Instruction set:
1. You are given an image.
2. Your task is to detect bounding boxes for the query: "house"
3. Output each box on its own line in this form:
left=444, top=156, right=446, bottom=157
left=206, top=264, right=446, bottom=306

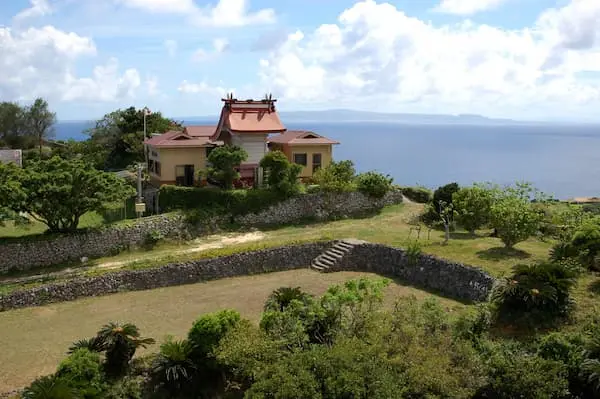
left=143, top=94, right=339, bottom=187
left=267, top=130, right=339, bottom=179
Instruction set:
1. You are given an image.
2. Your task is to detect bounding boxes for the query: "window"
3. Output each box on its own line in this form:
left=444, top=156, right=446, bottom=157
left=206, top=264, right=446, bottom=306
left=155, top=162, right=161, bottom=176
left=147, top=159, right=155, bottom=173
left=293, top=153, right=307, bottom=166
left=312, top=153, right=322, bottom=174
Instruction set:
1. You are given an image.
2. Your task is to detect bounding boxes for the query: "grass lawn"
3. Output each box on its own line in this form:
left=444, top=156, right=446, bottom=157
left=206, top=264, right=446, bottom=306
left=0, top=212, right=106, bottom=238
left=84, top=203, right=555, bottom=278
left=0, top=270, right=465, bottom=392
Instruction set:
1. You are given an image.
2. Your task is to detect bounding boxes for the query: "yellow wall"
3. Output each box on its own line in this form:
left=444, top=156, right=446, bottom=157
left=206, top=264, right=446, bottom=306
left=286, top=144, right=333, bottom=178
left=147, top=145, right=208, bottom=185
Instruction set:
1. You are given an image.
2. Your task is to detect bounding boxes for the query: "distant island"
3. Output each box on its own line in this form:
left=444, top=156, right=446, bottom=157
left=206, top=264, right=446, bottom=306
left=172, top=109, right=580, bottom=126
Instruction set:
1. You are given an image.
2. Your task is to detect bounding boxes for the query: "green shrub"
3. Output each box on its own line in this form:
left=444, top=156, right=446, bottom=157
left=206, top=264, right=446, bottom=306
left=569, top=221, right=600, bottom=271
left=491, top=261, right=577, bottom=326
left=478, top=347, right=570, bottom=398
left=159, top=186, right=286, bottom=216
left=356, top=171, right=393, bottom=198
left=260, top=151, right=302, bottom=195
left=401, top=186, right=432, bottom=203
left=56, top=349, right=106, bottom=398
left=188, top=309, right=241, bottom=359
left=312, top=160, right=357, bottom=192
left=537, top=332, right=588, bottom=396
left=103, top=376, right=144, bottom=399
left=144, top=229, right=164, bottom=249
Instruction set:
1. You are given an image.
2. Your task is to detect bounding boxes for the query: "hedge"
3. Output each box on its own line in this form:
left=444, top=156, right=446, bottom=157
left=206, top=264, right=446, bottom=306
left=401, top=186, right=433, bottom=203
left=159, top=186, right=288, bottom=216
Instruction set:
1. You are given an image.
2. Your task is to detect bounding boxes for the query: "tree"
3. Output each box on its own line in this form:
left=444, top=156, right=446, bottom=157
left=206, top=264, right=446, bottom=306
left=453, top=184, right=498, bottom=234
left=259, top=151, right=302, bottom=195
left=87, top=107, right=182, bottom=170
left=24, top=98, right=56, bottom=156
left=489, top=192, right=543, bottom=248
left=438, top=200, right=455, bottom=244
left=207, top=145, right=248, bottom=189
left=422, top=182, right=460, bottom=226
left=0, top=101, right=29, bottom=148
left=3, top=157, right=135, bottom=233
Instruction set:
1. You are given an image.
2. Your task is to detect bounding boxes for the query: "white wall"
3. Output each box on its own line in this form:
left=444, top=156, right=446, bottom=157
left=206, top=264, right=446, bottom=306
left=231, top=133, right=267, bottom=164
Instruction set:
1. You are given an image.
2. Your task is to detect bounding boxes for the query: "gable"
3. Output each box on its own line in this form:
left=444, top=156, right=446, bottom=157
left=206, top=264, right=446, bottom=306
left=172, top=135, right=191, bottom=140
left=301, top=133, right=320, bottom=139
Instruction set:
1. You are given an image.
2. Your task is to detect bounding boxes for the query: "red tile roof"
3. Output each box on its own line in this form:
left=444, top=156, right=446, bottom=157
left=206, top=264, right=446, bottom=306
left=268, top=130, right=339, bottom=145
left=212, top=97, right=286, bottom=139
left=144, top=130, right=214, bottom=148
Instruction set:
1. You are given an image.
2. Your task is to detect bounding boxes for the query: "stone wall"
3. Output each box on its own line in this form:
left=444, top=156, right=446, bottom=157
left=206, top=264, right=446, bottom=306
left=234, top=189, right=404, bottom=226
left=336, top=242, right=495, bottom=302
left=0, top=240, right=496, bottom=311
left=0, top=215, right=194, bottom=274
left=0, top=242, right=331, bottom=311
left=0, top=190, right=403, bottom=274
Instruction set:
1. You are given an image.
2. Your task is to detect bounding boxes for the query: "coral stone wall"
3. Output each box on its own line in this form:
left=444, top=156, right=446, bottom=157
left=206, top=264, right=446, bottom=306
left=0, top=191, right=403, bottom=274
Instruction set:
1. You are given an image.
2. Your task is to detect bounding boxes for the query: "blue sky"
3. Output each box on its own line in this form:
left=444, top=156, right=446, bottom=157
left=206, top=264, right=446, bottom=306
left=1, top=0, right=600, bottom=121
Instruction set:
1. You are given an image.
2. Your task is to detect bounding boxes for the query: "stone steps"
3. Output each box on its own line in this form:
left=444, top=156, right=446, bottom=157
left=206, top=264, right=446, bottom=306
left=310, top=240, right=356, bottom=273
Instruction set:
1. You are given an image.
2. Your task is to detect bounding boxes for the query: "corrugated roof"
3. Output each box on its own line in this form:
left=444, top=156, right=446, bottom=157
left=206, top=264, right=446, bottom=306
left=184, top=126, right=216, bottom=137
left=268, top=130, right=339, bottom=145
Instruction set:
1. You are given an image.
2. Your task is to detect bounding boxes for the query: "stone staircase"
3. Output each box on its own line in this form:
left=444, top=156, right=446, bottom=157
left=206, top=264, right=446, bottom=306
left=310, top=240, right=356, bottom=272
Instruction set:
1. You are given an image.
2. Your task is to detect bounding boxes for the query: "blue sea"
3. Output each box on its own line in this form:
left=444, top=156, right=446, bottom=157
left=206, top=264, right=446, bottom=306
left=56, top=120, right=600, bottom=200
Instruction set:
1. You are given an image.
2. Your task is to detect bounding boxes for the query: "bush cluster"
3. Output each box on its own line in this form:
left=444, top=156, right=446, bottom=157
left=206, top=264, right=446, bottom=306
left=159, top=186, right=286, bottom=215
left=22, top=278, right=600, bottom=398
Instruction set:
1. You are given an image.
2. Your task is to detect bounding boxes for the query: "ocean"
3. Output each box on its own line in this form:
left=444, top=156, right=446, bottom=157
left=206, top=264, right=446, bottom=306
left=55, top=120, right=600, bottom=200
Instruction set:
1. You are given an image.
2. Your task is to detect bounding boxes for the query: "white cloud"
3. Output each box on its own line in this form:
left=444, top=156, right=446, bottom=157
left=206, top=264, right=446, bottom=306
left=213, top=38, right=229, bottom=53
left=164, top=39, right=178, bottom=58
left=63, top=58, right=141, bottom=102
left=433, top=0, right=508, bottom=15
left=116, top=0, right=196, bottom=13
left=13, top=0, right=52, bottom=21
left=146, top=75, right=159, bottom=96
left=258, top=0, right=600, bottom=119
left=0, top=25, right=141, bottom=103
left=177, top=80, right=230, bottom=96
left=192, top=37, right=229, bottom=61
left=118, top=0, right=275, bottom=27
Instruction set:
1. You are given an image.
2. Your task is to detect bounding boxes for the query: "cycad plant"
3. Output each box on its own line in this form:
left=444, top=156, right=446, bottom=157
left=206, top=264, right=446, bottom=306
left=491, top=261, right=577, bottom=326
left=96, top=322, right=155, bottom=377
left=22, top=375, right=75, bottom=399
left=68, top=336, right=108, bottom=354
left=264, top=287, right=312, bottom=312
left=152, top=338, right=197, bottom=395
left=581, top=333, right=600, bottom=393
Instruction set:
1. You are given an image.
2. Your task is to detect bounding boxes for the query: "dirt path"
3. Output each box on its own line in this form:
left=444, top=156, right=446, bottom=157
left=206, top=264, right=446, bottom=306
left=1, top=231, right=266, bottom=285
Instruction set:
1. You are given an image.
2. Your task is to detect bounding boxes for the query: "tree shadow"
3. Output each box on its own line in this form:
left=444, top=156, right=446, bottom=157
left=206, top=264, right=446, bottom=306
left=589, top=279, right=600, bottom=296
left=449, top=232, right=479, bottom=240
left=476, top=247, right=531, bottom=262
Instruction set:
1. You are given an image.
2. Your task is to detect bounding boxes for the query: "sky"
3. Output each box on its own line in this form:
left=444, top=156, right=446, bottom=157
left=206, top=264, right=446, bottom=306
left=1, top=0, right=600, bottom=122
